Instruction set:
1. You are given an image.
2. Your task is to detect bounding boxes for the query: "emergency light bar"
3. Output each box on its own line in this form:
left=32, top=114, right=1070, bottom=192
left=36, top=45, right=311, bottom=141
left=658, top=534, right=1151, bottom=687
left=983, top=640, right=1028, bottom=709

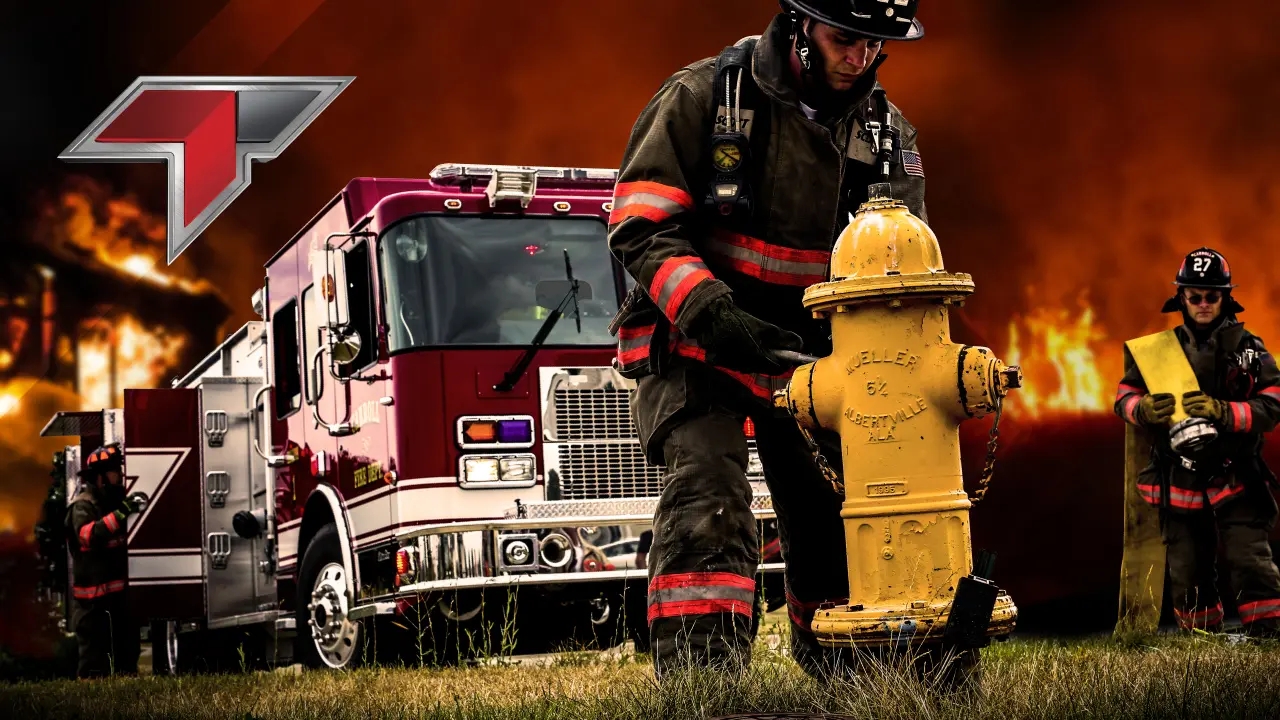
left=429, top=163, right=618, bottom=184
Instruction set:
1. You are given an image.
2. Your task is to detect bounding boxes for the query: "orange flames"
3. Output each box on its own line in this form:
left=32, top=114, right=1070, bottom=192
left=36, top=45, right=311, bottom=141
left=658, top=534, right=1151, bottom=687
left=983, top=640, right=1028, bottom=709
left=0, top=377, right=33, bottom=421
left=76, top=315, right=187, bottom=410
left=0, top=376, right=81, bottom=541
left=46, top=178, right=217, bottom=297
left=24, top=178, right=203, bottom=408
left=1004, top=303, right=1120, bottom=419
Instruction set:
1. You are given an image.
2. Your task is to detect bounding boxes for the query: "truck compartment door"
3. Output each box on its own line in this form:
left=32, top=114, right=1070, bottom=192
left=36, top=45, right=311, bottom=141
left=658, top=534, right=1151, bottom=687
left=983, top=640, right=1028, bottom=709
left=198, top=376, right=275, bottom=623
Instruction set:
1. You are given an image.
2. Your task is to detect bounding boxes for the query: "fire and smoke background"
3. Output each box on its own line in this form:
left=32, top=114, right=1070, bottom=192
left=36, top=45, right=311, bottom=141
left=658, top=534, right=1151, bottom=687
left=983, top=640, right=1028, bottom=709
left=2, top=0, right=1280, bottom=654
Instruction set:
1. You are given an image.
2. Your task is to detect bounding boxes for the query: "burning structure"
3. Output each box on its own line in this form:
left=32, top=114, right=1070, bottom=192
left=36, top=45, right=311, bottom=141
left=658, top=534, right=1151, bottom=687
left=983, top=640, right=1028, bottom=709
left=0, top=176, right=231, bottom=667
left=0, top=176, right=230, bottom=550
left=15, top=177, right=228, bottom=401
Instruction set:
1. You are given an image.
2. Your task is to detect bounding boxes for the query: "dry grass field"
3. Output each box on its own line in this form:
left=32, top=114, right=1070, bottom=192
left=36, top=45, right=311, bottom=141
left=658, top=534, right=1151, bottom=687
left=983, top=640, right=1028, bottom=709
left=5, top=612, right=1280, bottom=720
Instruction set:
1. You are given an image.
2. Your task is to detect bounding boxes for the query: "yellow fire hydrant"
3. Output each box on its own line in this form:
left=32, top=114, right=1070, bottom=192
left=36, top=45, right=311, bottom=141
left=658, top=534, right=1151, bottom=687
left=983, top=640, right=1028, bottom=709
left=778, top=184, right=1021, bottom=650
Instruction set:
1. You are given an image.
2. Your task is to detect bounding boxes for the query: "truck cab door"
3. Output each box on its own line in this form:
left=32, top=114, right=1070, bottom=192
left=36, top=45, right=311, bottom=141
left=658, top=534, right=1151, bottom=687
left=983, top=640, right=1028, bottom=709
left=305, top=239, right=394, bottom=550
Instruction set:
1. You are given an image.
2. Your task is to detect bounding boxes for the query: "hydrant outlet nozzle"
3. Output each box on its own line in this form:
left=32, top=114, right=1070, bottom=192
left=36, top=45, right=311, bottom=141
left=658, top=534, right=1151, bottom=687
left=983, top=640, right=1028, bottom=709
left=999, top=365, right=1024, bottom=392
left=772, top=389, right=789, bottom=411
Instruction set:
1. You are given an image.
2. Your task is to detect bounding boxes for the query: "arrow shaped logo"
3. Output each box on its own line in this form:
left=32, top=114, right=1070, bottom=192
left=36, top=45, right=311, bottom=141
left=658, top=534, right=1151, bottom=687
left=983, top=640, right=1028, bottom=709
left=124, top=447, right=191, bottom=542
left=60, top=76, right=353, bottom=264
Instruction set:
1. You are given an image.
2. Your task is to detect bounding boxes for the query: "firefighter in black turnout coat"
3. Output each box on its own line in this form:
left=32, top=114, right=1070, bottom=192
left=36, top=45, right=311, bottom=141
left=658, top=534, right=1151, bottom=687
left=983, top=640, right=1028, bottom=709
left=1115, top=249, right=1280, bottom=635
left=65, top=444, right=141, bottom=677
left=608, top=0, right=929, bottom=677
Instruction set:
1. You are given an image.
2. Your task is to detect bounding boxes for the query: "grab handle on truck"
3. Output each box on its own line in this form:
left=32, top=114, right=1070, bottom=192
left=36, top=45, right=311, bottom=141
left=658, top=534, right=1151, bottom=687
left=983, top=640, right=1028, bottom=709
left=251, top=384, right=294, bottom=468
left=310, top=346, right=357, bottom=437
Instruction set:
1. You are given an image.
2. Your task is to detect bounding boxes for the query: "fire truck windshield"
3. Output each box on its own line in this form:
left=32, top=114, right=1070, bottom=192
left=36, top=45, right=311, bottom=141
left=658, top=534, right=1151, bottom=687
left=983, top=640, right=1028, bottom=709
left=380, top=215, right=620, bottom=349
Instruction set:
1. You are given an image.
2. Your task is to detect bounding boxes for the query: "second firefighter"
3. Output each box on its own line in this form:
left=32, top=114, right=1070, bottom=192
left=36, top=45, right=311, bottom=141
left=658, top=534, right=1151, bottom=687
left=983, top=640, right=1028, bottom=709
left=1115, top=248, right=1280, bottom=635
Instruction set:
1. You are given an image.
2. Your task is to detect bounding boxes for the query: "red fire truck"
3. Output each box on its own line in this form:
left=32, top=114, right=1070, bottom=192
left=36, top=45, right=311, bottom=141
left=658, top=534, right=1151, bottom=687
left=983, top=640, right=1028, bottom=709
left=42, top=164, right=783, bottom=672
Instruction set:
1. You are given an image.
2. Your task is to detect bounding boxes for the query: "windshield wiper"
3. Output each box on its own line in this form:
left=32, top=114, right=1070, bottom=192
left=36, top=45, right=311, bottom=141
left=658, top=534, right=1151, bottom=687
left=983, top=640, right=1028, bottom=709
left=493, top=249, right=581, bottom=393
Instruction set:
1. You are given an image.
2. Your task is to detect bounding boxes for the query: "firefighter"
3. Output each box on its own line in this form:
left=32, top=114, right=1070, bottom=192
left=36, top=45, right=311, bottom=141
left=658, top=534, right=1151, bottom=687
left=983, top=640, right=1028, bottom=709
left=65, top=444, right=141, bottom=677
left=607, top=1, right=927, bottom=677
left=1115, top=248, right=1280, bottom=636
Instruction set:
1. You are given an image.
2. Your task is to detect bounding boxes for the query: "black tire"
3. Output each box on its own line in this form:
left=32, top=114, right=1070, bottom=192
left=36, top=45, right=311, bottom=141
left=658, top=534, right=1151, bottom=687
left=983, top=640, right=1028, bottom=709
left=394, top=590, right=492, bottom=666
left=622, top=581, right=652, bottom=654
left=149, top=621, right=178, bottom=676
left=159, top=628, right=263, bottom=675
left=576, top=594, right=628, bottom=651
left=295, top=523, right=364, bottom=670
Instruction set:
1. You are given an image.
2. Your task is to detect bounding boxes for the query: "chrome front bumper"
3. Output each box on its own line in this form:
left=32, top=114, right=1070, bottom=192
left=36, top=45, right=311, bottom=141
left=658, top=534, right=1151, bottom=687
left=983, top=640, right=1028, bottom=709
left=394, top=564, right=787, bottom=596
left=391, top=495, right=780, bottom=596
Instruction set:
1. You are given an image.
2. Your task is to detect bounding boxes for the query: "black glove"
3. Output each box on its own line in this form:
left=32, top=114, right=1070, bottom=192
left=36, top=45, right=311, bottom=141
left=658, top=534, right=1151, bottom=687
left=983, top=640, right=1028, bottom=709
left=1136, top=392, right=1176, bottom=426
left=118, top=494, right=142, bottom=516
left=688, top=297, right=804, bottom=376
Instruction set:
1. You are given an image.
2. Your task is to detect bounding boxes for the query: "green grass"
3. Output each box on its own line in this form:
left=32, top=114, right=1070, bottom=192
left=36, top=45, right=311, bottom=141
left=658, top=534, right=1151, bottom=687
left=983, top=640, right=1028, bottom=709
left=6, top=626, right=1280, bottom=720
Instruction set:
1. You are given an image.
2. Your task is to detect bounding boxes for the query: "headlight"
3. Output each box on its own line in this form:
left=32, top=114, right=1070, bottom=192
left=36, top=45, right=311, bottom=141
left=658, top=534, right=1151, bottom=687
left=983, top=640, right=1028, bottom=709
left=462, top=457, right=500, bottom=483
left=500, top=457, right=534, bottom=482
left=459, top=454, right=536, bottom=486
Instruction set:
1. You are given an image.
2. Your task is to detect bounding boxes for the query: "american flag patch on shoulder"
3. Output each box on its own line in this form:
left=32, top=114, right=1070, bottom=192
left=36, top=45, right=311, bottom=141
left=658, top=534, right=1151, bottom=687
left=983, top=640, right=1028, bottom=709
left=902, top=150, right=925, bottom=178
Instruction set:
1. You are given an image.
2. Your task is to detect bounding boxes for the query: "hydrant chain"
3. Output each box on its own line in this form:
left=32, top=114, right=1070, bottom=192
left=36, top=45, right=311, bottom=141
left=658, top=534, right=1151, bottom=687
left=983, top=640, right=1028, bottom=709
left=798, top=423, right=844, bottom=496
left=969, top=397, right=1003, bottom=505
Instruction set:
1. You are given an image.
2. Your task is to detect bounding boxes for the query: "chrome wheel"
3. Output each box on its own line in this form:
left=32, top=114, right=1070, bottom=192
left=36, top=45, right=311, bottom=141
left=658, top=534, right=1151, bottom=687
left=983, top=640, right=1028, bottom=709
left=308, top=562, right=359, bottom=668
left=164, top=621, right=179, bottom=672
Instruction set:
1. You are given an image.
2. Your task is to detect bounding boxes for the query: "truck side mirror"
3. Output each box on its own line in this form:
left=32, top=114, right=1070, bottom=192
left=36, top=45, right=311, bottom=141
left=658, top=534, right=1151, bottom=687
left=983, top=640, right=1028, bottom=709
left=313, top=239, right=351, bottom=332
left=330, top=329, right=363, bottom=366
left=312, top=235, right=363, bottom=367
left=325, top=244, right=351, bottom=330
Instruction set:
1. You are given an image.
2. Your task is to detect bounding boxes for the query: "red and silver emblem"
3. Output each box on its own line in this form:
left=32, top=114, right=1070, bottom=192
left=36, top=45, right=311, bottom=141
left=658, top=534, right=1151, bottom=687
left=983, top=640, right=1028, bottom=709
left=60, top=76, right=353, bottom=264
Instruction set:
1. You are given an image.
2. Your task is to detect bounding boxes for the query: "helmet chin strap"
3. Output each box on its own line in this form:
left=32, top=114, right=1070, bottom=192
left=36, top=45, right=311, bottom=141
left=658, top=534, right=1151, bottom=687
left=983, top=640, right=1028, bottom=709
left=789, top=12, right=818, bottom=79
left=788, top=13, right=883, bottom=110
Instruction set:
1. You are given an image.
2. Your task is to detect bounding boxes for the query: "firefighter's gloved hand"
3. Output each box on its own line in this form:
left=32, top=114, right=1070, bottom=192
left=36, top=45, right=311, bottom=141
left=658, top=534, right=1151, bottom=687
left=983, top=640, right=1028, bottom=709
left=118, top=494, right=142, bottom=517
left=689, top=297, right=803, bottom=376
left=1137, top=393, right=1176, bottom=426
left=1183, top=391, right=1229, bottom=426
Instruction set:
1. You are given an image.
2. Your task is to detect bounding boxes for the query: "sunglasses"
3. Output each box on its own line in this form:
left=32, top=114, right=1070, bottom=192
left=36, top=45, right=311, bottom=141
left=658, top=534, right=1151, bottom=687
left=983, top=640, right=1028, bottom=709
left=1185, top=291, right=1222, bottom=306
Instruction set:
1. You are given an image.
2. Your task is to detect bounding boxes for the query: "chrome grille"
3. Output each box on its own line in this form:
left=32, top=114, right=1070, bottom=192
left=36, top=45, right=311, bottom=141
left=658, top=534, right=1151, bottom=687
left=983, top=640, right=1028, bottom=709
left=541, top=367, right=764, bottom=502
left=552, top=387, right=635, bottom=441
left=556, top=443, right=664, bottom=500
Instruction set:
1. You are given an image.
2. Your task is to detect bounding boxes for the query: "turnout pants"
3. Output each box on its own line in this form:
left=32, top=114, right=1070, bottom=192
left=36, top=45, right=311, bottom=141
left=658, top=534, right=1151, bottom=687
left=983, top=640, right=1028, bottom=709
left=72, top=591, right=140, bottom=678
left=1163, top=482, right=1280, bottom=635
left=633, top=365, right=853, bottom=678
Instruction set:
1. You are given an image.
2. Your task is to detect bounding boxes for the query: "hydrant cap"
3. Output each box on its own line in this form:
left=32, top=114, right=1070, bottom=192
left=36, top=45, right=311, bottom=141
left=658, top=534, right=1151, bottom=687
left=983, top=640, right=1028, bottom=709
left=830, top=187, right=944, bottom=280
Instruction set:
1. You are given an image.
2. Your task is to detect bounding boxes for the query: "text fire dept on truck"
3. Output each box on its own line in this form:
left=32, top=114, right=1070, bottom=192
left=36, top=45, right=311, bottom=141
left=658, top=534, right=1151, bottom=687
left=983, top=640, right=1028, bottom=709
left=41, top=164, right=786, bottom=671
